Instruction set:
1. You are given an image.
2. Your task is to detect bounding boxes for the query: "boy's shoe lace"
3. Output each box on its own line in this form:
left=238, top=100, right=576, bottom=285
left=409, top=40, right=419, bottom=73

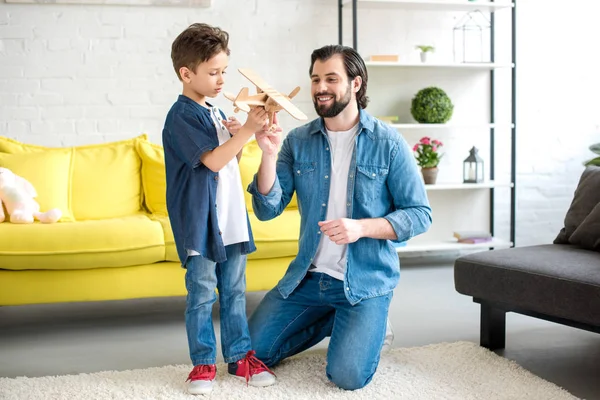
left=228, top=350, right=276, bottom=387
left=186, top=364, right=216, bottom=395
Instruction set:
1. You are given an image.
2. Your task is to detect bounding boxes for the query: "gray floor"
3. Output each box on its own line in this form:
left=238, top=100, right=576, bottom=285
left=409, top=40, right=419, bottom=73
left=1, top=262, right=599, bottom=399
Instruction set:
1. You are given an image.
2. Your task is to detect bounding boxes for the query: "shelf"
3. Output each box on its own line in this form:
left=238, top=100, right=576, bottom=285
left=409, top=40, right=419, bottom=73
left=388, top=123, right=514, bottom=130
left=425, top=181, right=512, bottom=190
left=343, top=0, right=516, bottom=255
left=395, top=237, right=512, bottom=254
left=365, top=61, right=513, bottom=70
left=343, top=0, right=513, bottom=13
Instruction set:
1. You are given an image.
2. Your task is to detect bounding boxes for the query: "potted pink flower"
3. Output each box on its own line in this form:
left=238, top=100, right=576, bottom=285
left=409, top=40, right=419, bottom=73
left=413, top=136, right=444, bottom=184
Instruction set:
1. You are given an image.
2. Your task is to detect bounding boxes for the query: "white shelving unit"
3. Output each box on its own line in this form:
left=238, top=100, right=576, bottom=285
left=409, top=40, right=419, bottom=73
left=395, top=237, right=512, bottom=254
left=340, top=0, right=516, bottom=255
left=388, top=123, right=514, bottom=130
left=425, top=181, right=513, bottom=191
left=342, top=0, right=513, bottom=12
left=365, top=61, right=514, bottom=69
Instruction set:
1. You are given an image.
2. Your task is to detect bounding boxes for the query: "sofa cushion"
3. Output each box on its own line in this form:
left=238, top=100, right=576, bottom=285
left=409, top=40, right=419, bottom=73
left=153, top=210, right=300, bottom=262
left=569, top=202, right=600, bottom=251
left=150, top=215, right=178, bottom=263
left=136, top=139, right=167, bottom=216
left=70, top=136, right=145, bottom=220
left=454, top=244, right=600, bottom=326
left=0, top=135, right=146, bottom=221
left=239, top=139, right=298, bottom=212
left=0, top=214, right=166, bottom=270
left=248, top=210, right=300, bottom=260
left=554, top=166, right=600, bottom=247
left=0, top=150, right=75, bottom=222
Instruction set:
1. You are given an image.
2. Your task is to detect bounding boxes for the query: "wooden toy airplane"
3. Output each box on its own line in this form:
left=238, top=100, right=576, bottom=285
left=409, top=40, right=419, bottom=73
left=224, top=68, right=308, bottom=130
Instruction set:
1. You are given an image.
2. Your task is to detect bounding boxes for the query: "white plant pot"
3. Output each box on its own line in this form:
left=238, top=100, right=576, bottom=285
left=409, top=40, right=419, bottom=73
left=420, top=52, right=428, bottom=63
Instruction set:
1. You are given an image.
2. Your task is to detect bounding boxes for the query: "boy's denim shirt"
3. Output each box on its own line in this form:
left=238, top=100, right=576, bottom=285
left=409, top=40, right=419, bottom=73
left=248, top=109, right=432, bottom=305
left=163, top=95, right=256, bottom=266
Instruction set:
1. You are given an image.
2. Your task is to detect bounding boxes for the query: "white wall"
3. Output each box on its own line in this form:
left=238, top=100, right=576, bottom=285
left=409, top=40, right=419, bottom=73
left=0, top=0, right=332, bottom=146
left=0, top=0, right=599, bottom=246
left=513, top=0, right=600, bottom=245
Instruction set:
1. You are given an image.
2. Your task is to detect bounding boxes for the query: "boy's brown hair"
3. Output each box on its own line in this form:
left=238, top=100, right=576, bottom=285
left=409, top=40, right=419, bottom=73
left=171, top=23, right=230, bottom=81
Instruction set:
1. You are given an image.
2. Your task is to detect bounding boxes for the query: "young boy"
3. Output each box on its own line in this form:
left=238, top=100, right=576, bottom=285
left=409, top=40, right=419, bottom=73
left=163, top=23, right=276, bottom=395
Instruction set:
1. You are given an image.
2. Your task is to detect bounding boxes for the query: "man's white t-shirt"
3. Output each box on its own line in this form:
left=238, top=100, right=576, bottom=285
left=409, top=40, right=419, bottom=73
left=310, top=123, right=359, bottom=280
left=188, top=106, right=249, bottom=256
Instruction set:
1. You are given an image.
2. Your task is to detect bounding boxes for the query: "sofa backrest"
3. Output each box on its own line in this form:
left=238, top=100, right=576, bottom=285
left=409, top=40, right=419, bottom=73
left=0, top=134, right=297, bottom=222
left=554, top=165, right=600, bottom=251
left=0, top=135, right=146, bottom=221
left=136, top=136, right=298, bottom=216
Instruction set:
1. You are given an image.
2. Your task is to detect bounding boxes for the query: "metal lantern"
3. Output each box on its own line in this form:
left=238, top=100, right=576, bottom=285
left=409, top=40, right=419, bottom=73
left=453, top=10, right=491, bottom=63
left=463, top=147, right=484, bottom=183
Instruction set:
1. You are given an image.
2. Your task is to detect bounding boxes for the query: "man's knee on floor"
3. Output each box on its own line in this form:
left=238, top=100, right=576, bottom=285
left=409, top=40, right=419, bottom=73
left=251, top=345, right=272, bottom=365
left=248, top=336, right=277, bottom=367
left=326, top=368, right=373, bottom=391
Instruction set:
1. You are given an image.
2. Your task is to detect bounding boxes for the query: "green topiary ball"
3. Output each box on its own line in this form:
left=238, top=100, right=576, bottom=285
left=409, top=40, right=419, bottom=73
left=410, top=87, right=454, bottom=124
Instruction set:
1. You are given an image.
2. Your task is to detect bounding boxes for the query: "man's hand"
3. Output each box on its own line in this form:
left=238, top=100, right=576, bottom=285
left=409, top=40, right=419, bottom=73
left=318, top=218, right=364, bottom=245
left=256, top=112, right=282, bottom=156
left=222, top=116, right=241, bottom=135
left=242, top=107, right=269, bottom=133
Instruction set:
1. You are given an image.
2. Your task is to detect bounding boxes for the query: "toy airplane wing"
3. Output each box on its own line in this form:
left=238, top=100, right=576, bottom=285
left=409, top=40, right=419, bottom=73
left=238, top=68, right=308, bottom=121
left=224, top=88, right=268, bottom=112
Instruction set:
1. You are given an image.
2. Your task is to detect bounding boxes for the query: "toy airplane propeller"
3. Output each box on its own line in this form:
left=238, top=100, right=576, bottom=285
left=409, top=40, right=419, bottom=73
left=224, top=68, right=308, bottom=130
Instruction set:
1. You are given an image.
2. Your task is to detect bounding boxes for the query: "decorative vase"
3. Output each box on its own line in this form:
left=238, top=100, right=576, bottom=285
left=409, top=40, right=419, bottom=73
left=420, top=52, right=428, bottom=63
left=421, top=167, right=438, bottom=184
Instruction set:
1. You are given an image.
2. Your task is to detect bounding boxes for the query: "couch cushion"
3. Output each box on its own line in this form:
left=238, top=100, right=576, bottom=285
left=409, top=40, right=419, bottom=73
left=153, top=210, right=300, bottom=262
left=150, top=215, right=178, bottom=263
left=239, top=139, right=298, bottom=211
left=555, top=166, right=600, bottom=248
left=136, top=139, right=167, bottom=216
left=0, top=214, right=166, bottom=270
left=70, top=136, right=145, bottom=220
left=0, top=135, right=147, bottom=221
left=248, top=209, right=300, bottom=260
left=0, top=150, right=75, bottom=222
left=454, top=244, right=600, bottom=326
left=569, top=202, right=600, bottom=251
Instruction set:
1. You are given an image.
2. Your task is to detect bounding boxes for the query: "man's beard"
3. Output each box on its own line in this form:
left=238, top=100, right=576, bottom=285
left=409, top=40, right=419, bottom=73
left=313, top=84, right=352, bottom=118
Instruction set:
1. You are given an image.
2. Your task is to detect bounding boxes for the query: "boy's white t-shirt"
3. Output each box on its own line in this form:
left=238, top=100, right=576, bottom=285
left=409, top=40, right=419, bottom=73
left=188, top=106, right=249, bottom=256
left=309, top=123, right=359, bottom=280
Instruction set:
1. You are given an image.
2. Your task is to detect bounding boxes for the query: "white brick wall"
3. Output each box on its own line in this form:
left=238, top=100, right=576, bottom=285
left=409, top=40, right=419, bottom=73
left=0, top=0, right=599, bottom=246
left=512, top=0, right=600, bottom=245
left=0, top=0, right=331, bottom=146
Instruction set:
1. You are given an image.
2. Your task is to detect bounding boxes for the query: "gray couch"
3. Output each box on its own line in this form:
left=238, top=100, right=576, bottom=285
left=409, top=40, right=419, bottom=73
left=454, top=166, right=600, bottom=349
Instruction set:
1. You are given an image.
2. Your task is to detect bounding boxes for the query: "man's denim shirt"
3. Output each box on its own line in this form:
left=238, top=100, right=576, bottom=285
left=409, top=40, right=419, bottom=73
left=248, top=109, right=432, bottom=305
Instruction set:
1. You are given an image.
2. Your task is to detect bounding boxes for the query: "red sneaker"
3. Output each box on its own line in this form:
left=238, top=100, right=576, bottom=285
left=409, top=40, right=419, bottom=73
left=228, top=350, right=276, bottom=387
left=186, top=364, right=216, bottom=395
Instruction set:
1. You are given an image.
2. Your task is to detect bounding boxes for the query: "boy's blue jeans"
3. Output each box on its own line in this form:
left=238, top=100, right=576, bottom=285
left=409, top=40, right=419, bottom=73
left=248, top=272, right=392, bottom=390
left=184, top=243, right=251, bottom=365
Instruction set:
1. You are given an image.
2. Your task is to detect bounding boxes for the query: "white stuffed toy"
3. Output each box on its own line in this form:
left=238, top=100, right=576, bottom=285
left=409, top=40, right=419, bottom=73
left=0, top=167, right=62, bottom=224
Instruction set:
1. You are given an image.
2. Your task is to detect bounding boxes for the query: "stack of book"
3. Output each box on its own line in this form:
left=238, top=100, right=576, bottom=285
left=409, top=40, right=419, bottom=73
left=453, top=231, right=492, bottom=244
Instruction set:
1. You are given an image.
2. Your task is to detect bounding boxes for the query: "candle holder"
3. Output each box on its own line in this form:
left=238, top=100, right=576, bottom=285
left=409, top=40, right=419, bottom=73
left=463, top=146, right=484, bottom=183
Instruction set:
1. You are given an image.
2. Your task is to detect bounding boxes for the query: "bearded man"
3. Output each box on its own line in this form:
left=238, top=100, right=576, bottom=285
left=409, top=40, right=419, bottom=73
left=247, top=44, right=432, bottom=390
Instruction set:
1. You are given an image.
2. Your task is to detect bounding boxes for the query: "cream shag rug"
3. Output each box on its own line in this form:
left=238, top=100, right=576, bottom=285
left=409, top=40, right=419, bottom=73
left=0, top=341, right=578, bottom=400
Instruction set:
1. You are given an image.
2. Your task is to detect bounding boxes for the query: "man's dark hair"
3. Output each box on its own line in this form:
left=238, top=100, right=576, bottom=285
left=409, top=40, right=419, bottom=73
left=171, top=23, right=230, bottom=81
left=309, top=45, right=369, bottom=109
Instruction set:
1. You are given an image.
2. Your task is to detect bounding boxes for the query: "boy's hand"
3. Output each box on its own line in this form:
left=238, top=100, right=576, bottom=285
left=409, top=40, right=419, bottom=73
left=243, top=107, right=269, bottom=133
left=256, top=113, right=282, bottom=156
left=222, top=116, right=241, bottom=135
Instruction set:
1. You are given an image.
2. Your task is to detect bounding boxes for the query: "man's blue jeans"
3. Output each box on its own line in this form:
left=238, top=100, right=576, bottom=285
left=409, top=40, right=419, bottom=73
left=248, top=272, right=392, bottom=390
left=184, top=243, right=251, bottom=365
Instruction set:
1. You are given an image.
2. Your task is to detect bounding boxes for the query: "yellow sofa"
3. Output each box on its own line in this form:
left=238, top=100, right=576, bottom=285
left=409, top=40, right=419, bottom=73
left=0, top=134, right=299, bottom=306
